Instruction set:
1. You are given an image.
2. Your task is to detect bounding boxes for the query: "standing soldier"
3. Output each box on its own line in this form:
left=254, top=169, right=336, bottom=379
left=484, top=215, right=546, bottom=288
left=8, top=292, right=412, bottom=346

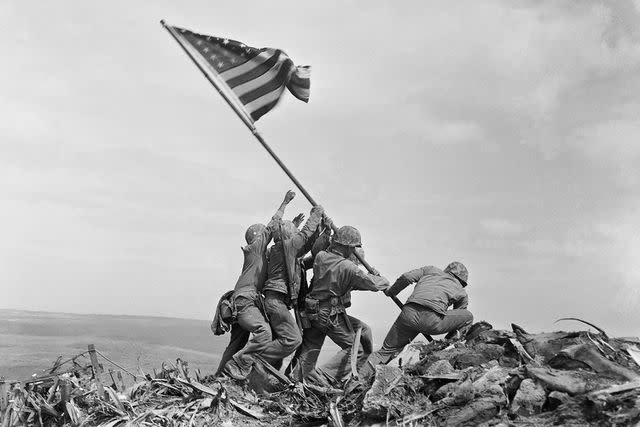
left=216, top=190, right=296, bottom=379
left=362, top=262, right=473, bottom=378
left=292, top=226, right=389, bottom=384
left=258, top=204, right=325, bottom=367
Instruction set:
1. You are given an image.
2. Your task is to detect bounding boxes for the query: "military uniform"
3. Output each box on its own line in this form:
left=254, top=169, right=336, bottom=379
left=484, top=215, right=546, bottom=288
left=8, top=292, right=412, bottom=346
left=292, top=248, right=388, bottom=382
left=259, top=206, right=324, bottom=364
left=363, top=264, right=473, bottom=378
left=215, top=188, right=300, bottom=378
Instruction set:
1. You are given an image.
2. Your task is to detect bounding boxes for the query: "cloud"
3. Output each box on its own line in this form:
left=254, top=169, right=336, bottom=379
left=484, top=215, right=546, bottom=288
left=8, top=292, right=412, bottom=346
left=481, top=218, right=525, bottom=236
left=595, top=207, right=640, bottom=285
left=2, top=0, right=640, bottom=334
left=569, top=113, right=640, bottom=187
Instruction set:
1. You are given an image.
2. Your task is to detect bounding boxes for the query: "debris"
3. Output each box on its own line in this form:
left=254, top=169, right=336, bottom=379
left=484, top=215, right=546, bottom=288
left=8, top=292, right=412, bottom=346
left=424, top=359, right=454, bottom=376
left=361, top=365, right=430, bottom=419
left=391, top=343, right=422, bottom=368
left=350, top=327, right=363, bottom=379
left=550, top=343, right=640, bottom=381
left=2, top=323, right=640, bottom=426
left=526, top=366, right=605, bottom=395
left=328, top=400, right=345, bottom=427
left=627, top=345, right=640, bottom=368
left=546, top=390, right=571, bottom=411
left=555, top=317, right=609, bottom=339
left=510, top=378, right=546, bottom=416
left=464, top=320, right=493, bottom=341
left=592, top=379, right=640, bottom=397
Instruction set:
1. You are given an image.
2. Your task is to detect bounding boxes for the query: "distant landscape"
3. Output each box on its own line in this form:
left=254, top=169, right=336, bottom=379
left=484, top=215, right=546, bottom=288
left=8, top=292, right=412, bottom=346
left=0, top=309, right=337, bottom=381
left=0, top=309, right=226, bottom=381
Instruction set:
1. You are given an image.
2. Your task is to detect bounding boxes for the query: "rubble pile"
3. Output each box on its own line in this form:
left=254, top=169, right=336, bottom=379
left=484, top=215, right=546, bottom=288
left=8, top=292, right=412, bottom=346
left=258, top=321, right=640, bottom=426
left=0, top=353, right=266, bottom=427
left=2, top=321, right=640, bottom=426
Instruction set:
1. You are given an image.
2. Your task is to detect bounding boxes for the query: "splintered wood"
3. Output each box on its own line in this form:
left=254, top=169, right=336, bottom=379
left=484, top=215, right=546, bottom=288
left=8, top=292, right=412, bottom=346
left=2, top=324, right=640, bottom=426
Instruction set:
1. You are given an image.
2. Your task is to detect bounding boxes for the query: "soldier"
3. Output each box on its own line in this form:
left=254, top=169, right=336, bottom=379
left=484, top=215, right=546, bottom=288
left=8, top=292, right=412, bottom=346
left=291, top=226, right=389, bottom=384
left=216, top=190, right=296, bottom=379
left=362, top=262, right=473, bottom=378
left=258, top=204, right=325, bottom=368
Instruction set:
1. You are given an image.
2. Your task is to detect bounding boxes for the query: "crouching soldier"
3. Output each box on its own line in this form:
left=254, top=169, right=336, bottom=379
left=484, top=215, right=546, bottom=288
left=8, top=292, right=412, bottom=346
left=292, top=226, right=389, bottom=384
left=215, top=190, right=296, bottom=379
left=258, top=204, right=325, bottom=368
left=362, top=262, right=473, bottom=378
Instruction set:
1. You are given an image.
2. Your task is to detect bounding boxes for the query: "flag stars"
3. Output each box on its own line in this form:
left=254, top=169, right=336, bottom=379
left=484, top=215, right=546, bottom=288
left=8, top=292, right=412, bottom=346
left=203, top=47, right=209, bottom=53
left=196, top=40, right=203, bottom=46
left=222, top=39, right=229, bottom=45
left=209, top=54, right=217, bottom=60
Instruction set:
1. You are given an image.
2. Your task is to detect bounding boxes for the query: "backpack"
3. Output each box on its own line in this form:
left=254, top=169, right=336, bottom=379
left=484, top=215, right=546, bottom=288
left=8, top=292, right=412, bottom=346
left=210, top=290, right=236, bottom=335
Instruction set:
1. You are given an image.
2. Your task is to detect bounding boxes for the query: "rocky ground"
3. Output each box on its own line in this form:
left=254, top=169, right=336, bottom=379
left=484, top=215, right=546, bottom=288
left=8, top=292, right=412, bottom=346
left=2, top=321, right=640, bottom=426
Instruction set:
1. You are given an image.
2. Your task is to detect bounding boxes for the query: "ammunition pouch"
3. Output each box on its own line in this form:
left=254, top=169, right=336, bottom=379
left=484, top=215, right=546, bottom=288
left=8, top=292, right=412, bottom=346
left=304, top=294, right=350, bottom=322
left=297, top=308, right=312, bottom=329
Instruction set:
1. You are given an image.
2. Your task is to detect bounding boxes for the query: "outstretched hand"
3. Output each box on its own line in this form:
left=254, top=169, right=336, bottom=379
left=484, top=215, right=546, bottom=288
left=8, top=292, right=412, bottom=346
left=284, top=190, right=296, bottom=204
left=292, top=212, right=305, bottom=227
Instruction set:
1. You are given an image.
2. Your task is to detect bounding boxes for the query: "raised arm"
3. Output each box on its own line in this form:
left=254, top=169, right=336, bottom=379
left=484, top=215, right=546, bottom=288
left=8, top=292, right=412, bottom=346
left=291, top=205, right=324, bottom=254
left=253, top=191, right=296, bottom=251
left=271, top=190, right=296, bottom=222
left=385, top=266, right=432, bottom=297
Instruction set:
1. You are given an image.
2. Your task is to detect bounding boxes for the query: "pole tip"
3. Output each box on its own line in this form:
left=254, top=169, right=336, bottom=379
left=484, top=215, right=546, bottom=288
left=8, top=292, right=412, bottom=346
left=160, top=19, right=166, bottom=26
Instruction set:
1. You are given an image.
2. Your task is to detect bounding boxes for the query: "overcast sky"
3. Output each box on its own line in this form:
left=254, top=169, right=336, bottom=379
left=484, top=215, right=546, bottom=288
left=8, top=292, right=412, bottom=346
left=2, top=0, right=639, bottom=341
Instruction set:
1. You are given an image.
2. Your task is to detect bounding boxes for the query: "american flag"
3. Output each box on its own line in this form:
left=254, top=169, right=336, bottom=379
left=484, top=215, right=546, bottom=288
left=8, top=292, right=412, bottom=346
left=167, top=24, right=310, bottom=122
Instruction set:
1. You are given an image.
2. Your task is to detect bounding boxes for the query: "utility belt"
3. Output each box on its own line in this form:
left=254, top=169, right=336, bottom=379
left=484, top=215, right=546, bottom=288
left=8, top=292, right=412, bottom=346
left=302, top=294, right=351, bottom=323
left=221, top=292, right=266, bottom=325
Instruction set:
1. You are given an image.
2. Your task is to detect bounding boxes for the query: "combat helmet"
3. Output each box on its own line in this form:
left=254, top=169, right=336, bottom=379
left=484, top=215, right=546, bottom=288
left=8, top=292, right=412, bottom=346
left=444, top=261, right=469, bottom=287
left=333, top=226, right=362, bottom=247
left=245, top=224, right=266, bottom=245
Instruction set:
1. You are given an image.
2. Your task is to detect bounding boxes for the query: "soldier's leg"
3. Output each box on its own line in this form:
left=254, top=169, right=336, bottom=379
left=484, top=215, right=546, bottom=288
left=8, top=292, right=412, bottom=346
left=215, top=323, right=249, bottom=376
left=289, top=326, right=327, bottom=381
left=261, top=292, right=303, bottom=363
left=235, top=301, right=273, bottom=355
left=361, top=305, right=421, bottom=378
left=428, top=308, right=473, bottom=336
left=223, top=299, right=272, bottom=379
left=315, top=314, right=360, bottom=381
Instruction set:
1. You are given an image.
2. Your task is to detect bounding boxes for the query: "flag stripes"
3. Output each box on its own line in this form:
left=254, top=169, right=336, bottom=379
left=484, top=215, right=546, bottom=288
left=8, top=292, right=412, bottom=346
left=168, top=24, right=310, bottom=122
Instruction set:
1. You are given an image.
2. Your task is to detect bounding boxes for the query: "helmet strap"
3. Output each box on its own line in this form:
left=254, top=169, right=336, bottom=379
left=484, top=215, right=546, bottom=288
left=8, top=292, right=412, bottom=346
left=451, top=272, right=468, bottom=287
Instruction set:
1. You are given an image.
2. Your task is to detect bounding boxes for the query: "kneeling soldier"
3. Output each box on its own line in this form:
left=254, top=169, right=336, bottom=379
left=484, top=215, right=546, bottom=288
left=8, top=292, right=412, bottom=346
left=362, top=262, right=473, bottom=378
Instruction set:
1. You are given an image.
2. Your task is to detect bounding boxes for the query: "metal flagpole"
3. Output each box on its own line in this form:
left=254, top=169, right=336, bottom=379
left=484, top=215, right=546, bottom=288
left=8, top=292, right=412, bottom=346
left=160, top=20, right=432, bottom=341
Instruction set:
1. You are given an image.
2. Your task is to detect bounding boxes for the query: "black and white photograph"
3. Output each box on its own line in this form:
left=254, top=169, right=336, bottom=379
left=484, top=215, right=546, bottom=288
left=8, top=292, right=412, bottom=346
left=2, top=1, right=640, bottom=425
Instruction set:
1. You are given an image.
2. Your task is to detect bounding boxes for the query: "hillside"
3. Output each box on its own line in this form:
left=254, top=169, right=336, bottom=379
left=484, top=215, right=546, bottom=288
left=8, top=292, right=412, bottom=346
left=0, top=309, right=340, bottom=382
left=0, top=309, right=226, bottom=381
